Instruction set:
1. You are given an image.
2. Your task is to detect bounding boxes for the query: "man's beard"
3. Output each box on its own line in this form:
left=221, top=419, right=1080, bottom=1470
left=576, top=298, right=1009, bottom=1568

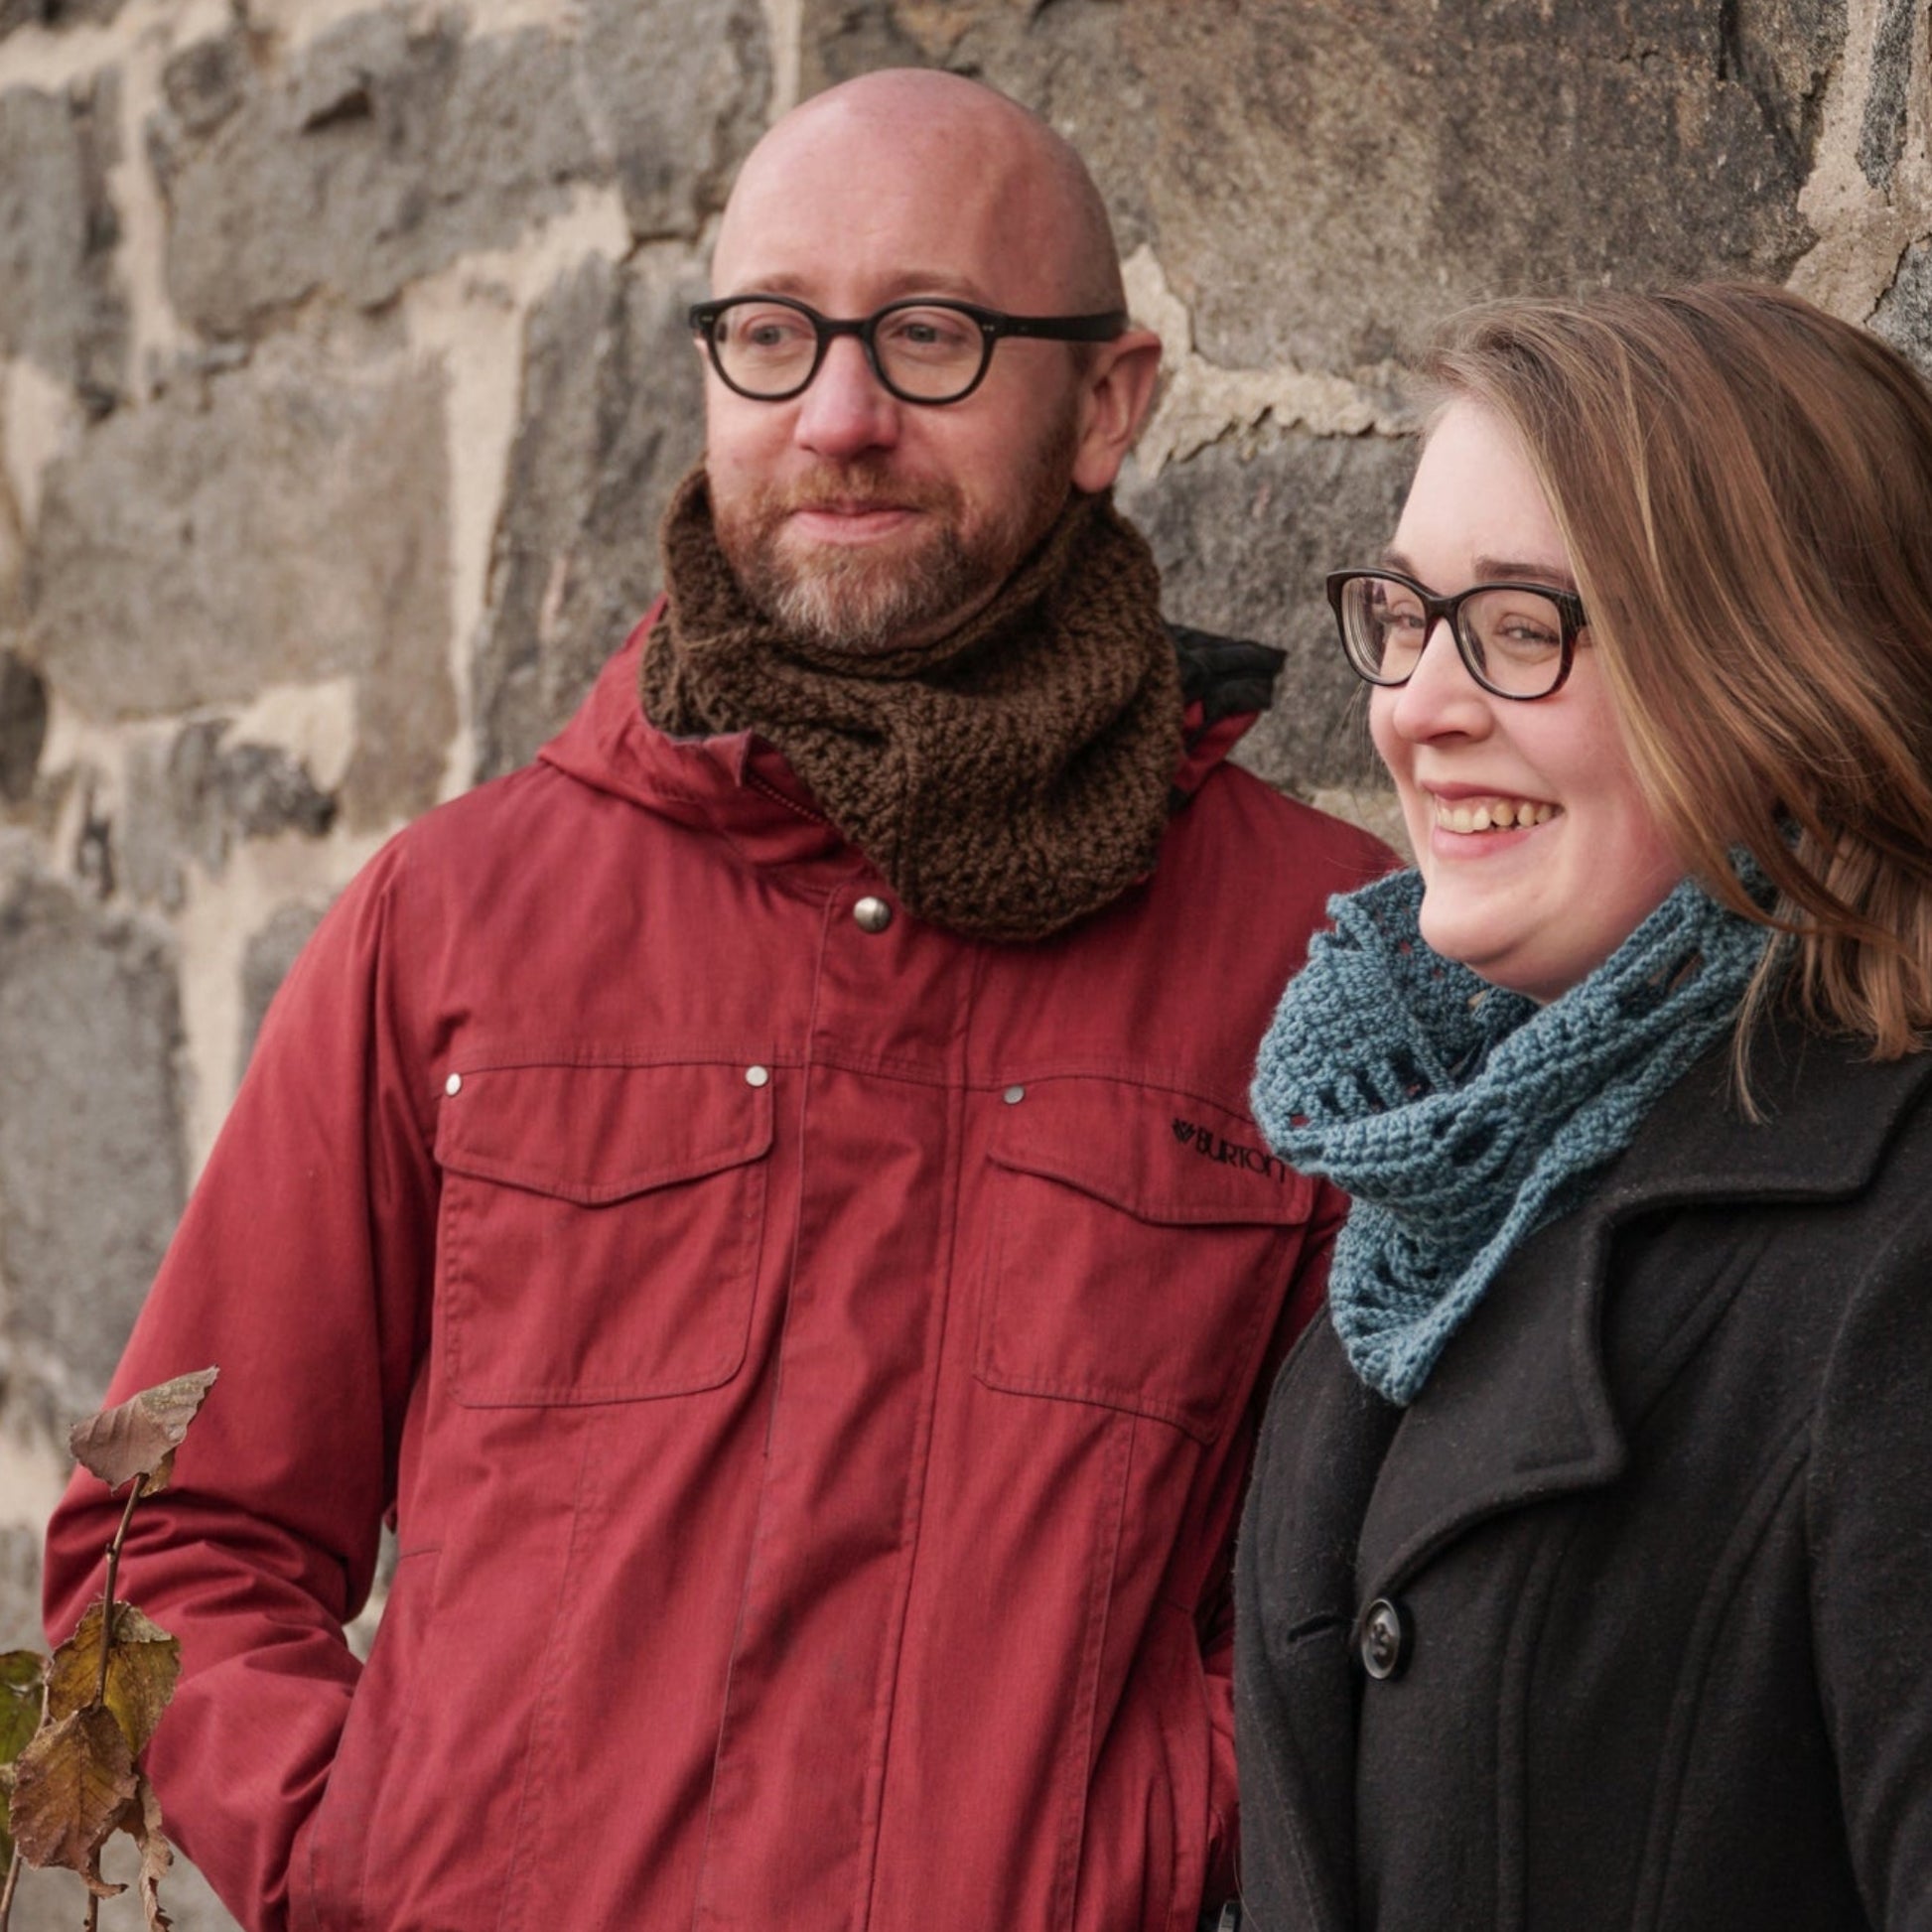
left=711, top=418, right=1080, bottom=656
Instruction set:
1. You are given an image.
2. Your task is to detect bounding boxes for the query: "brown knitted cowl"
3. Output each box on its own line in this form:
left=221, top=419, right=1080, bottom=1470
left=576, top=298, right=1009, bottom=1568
left=641, top=468, right=1184, bottom=943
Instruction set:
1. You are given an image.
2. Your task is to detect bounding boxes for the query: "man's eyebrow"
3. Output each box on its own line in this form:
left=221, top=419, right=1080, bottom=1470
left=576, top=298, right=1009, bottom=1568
left=1377, top=547, right=1579, bottom=592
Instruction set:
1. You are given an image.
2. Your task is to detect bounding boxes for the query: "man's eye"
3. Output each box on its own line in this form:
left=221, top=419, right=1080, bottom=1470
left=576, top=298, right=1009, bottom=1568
left=881, top=310, right=975, bottom=354
left=729, top=311, right=812, bottom=351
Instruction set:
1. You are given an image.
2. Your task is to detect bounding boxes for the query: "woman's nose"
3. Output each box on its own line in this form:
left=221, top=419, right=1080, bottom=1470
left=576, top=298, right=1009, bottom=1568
left=1382, top=618, right=1493, bottom=741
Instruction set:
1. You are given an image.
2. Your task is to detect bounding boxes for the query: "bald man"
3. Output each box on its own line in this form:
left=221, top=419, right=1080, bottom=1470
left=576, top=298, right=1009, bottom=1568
left=45, top=69, right=1388, bottom=1932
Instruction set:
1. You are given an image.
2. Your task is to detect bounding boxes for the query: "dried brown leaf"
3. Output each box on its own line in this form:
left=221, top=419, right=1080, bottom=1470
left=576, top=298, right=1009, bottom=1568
left=48, top=1602, right=180, bottom=1756
left=120, top=1772, right=175, bottom=1932
left=7, top=1705, right=136, bottom=1875
left=68, top=1368, right=218, bottom=1494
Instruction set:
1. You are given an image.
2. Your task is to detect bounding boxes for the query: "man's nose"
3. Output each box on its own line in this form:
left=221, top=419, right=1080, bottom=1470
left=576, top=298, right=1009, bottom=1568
left=793, top=335, right=900, bottom=460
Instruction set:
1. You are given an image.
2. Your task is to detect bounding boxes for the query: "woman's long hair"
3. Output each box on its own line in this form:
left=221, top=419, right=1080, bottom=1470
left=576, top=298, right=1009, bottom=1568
left=1423, top=282, right=1932, bottom=1063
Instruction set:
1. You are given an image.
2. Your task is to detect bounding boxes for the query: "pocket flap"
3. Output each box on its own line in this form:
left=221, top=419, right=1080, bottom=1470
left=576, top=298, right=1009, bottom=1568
left=988, top=1078, right=1310, bottom=1226
left=436, top=1058, right=773, bottom=1205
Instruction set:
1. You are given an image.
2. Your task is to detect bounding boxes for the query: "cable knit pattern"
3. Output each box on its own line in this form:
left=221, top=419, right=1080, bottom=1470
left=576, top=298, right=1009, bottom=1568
left=642, top=467, right=1182, bottom=943
left=1250, top=866, right=1769, bottom=1404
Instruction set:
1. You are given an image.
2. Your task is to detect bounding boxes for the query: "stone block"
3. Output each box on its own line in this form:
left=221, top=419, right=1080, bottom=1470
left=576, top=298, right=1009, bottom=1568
left=814, top=0, right=1835, bottom=372
left=0, top=846, right=185, bottom=1401
left=577, top=0, right=772, bottom=241
left=161, top=25, right=250, bottom=139
left=166, top=723, right=338, bottom=870
left=118, top=724, right=337, bottom=912
left=1118, top=425, right=1417, bottom=798
left=239, top=901, right=326, bottom=1071
left=0, top=0, right=126, bottom=39
left=157, top=2, right=767, bottom=343
left=160, top=9, right=598, bottom=339
left=0, top=73, right=127, bottom=408
left=472, top=249, right=707, bottom=779
left=0, top=1520, right=39, bottom=1651
left=1858, top=0, right=1918, bottom=191
left=29, top=341, right=453, bottom=830
left=1873, top=239, right=1932, bottom=376
left=0, top=650, right=47, bottom=805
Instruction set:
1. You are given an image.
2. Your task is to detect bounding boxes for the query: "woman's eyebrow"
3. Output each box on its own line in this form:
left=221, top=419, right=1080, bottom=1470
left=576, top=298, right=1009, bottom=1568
left=1472, top=554, right=1580, bottom=591
left=1375, top=550, right=1580, bottom=591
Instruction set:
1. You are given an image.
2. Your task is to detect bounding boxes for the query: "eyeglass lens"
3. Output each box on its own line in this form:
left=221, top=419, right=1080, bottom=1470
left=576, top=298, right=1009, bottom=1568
left=708, top=301, right=988, bottom=402
left=1338, top=574, right=1569, bottom=698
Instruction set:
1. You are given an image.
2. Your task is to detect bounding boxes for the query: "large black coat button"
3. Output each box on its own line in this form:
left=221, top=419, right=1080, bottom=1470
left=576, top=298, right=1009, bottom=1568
left=1358, top=1597, right=1411, bottom=1680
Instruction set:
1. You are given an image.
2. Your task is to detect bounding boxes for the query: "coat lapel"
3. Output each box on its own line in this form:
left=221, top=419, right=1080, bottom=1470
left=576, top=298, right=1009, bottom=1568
left=1357, top=1024, right=1932, bottom=1600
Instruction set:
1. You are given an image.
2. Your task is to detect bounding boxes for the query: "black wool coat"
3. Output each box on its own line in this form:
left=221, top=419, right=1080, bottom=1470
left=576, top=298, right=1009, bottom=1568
left=1233, top=1022, right=1932, bottom=1931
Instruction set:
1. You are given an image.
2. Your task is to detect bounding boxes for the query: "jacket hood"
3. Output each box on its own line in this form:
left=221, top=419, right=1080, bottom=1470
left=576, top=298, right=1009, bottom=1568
left=537, top=604, right=1276, bottom=864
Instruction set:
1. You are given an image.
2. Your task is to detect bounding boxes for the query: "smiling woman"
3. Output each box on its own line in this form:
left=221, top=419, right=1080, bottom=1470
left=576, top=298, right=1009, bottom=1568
left=1361, top=396, right=1685, bottom=1005
left=1235, top=283, right=1932, bottom=1932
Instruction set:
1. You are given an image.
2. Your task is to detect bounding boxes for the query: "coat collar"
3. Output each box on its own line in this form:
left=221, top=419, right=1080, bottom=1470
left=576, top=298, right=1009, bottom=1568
left=536, top=603, right=1265, bottom=875
left=1353, top=1020, right=1932, bottom=1599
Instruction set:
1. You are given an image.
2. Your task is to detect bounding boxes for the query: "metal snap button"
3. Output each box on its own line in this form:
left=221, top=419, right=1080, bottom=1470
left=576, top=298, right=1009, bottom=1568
left=745, top=1064, right=770, bottom=1088
left=853, top=896, right=894, bottom=933
left=1358, top=1596, right=1410, bottom=1681
left=1002, top=1085, right=1025, bottom=1105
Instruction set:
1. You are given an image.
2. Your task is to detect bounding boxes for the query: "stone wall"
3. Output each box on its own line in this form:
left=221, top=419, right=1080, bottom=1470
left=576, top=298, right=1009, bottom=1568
left=0, top=1, right=1926, bottom=1924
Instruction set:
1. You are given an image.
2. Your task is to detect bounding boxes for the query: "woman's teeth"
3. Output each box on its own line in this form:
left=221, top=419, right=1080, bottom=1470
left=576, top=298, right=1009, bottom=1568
left=1435, top=797, right=1556, bottom=833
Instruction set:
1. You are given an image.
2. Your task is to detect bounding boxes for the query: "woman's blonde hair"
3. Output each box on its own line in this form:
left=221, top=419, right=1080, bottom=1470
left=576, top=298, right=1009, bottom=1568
left=1422, top=281, right=1932, bottom=1063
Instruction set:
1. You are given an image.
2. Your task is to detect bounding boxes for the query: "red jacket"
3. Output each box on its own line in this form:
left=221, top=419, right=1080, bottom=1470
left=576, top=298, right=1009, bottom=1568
left=45, top=618, right=1388, bottom=1932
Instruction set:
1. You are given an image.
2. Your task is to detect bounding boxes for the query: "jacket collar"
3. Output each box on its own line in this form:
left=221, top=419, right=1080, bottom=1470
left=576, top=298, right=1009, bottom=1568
left=536, top=602, right=1263, bottom=874
left=1354, top=1021, right=1932, bottom=1599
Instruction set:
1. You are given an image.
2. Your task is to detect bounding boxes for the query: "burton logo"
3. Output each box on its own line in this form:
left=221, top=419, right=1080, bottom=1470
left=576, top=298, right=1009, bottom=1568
left=1172, top=1118, right=1290, bottom=1184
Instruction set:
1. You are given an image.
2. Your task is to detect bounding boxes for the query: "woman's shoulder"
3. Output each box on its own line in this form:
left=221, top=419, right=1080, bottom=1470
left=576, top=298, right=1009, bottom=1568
left=1609, top=1020, right=1932, bottom=1213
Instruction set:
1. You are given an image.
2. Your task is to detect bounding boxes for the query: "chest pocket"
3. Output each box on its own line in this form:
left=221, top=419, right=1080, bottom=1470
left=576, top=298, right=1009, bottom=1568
left=975, top=1079, right=1314, bottom=1444
left=434, top=1058, right=772, bottom=1407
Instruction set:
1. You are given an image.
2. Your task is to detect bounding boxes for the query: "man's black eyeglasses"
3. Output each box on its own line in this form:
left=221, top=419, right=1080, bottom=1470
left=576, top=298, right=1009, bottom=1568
left=1326, top=568, right=1588, bottom=701
left=689, top=295, right=1130, bottom=405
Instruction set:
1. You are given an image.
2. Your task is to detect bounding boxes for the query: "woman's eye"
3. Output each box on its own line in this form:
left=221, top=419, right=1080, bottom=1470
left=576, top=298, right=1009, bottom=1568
left=1497, top=617, right=1560, bottom=650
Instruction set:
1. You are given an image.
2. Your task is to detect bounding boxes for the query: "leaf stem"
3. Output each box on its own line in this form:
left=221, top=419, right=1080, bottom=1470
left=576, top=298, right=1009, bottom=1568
left=94, top=1477, right=147, bottom=1711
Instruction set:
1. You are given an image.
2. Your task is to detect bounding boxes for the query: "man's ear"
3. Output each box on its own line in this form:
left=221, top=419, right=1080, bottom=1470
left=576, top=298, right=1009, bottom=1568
left=1070, top=329, right=1164, bottom=493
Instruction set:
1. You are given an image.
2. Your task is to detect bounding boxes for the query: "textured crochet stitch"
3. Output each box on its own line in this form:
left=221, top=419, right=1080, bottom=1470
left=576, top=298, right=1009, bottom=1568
left=1250, top=866, right=1769, bottom=1404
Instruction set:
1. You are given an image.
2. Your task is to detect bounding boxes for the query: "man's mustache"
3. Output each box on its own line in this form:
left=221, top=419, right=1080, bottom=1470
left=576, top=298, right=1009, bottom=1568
left=764, top=467, right=959, bottom=517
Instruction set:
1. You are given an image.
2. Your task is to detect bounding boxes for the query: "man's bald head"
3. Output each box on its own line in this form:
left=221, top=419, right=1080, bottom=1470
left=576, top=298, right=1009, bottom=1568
left=713, top=69, right=1125, bottom=316
left=697, top=69, right=1161, bottom=656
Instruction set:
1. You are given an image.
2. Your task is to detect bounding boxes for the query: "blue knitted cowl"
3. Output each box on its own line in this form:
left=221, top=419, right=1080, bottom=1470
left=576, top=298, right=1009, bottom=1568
left=1249, top=866, right=1769, bottom=1405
